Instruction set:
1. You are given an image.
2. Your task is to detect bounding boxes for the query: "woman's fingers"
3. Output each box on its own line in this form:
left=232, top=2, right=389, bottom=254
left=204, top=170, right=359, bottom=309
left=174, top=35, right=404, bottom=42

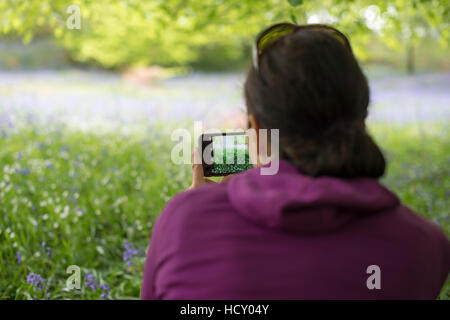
left=188, top=147, right=219, bottom=190
left=189, top=147, right=214, bottom=189
left=191, top=146, right=201, bottom=166
left=191, top=147, right=204, bottom=187
left=191, top=162, right=204, bottom=186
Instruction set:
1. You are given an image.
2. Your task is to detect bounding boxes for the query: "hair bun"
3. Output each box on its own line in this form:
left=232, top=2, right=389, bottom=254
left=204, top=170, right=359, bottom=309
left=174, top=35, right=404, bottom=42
left=321, top=120, right=364, bottom=140
left=316, top=120, right=385, bottom=178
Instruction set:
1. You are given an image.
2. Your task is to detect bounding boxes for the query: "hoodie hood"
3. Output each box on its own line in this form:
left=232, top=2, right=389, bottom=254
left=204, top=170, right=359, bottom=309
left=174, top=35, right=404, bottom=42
left=227, top=160, right=399, bottom=233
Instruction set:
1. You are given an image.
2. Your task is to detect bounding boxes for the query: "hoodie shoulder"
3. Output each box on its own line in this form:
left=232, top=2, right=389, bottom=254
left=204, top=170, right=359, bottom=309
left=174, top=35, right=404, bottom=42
left=394, top=205, right=450, bottom=279
left=396, top=204, right=449, bottom=246
left=160, top=181, right=231, bottom=221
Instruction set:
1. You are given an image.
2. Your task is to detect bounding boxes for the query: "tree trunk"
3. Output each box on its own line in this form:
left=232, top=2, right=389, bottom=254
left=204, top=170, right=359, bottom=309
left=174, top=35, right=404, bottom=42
left=406, top=45, right=415, bottom=74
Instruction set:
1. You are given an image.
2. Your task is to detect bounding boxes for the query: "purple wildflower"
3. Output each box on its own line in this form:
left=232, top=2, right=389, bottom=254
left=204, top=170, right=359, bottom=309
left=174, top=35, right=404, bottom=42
left=41, top=241, right=51, bottom=257
left=99, top=283, right=110, bottom=291
left=84, top=273, right=97, bottom=291
left=40, top=292, right=51, bottom=300
left=16, top=251, right=22, bottom=264
left=18, top=168, right=31, bottom=175
left=27, top=272, right=45, bottom=291
left=99, top=283, right=110, bottom=299
left=123, top=241, right=139, bottom=266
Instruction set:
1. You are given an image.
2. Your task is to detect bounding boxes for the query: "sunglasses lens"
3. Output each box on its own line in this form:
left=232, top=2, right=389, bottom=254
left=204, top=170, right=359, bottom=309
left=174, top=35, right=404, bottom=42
left=257, top=24, right=297, bottom=54
left=253, top=23, right=351, bottom=72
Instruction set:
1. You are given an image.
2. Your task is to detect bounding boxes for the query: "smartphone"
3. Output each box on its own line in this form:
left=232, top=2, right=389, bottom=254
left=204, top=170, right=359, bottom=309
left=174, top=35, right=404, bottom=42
left=199, top=132, right=253, bottom=177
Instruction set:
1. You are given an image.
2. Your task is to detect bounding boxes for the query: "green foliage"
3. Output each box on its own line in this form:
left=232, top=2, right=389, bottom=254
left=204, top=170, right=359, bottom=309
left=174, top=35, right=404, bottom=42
left=0, top=122, right=448, bottom=299
left=0, top=123, right=189, bottom=299
left=288, top=0, right=304, bottom=7
left=290, top=0, right=450, bottom=61
left=373, top=123, right=450, bottom=235
left=0, top=0, right=294, bottom=69
left=1, top=0, right=448, bottom=69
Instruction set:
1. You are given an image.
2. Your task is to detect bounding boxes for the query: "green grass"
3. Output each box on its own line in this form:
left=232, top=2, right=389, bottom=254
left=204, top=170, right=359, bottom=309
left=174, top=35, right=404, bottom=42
left=0, top=123, right=189, bottom=299
left=0, top=122, right=448, bottom=299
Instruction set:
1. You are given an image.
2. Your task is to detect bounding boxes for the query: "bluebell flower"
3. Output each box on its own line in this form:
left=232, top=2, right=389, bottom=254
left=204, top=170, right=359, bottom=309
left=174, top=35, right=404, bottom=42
left=18, top=168, right=31, bottom=175
left=27, top=273, right=35, bottom=283
left=84, top=273, right=97, bottom=291
left=16, top=251, right=22, bottom=264
left=40, top=292, right=51, bottom=300
left=123, top=241, right=139, bottom=266
left=41, top=241, right=51, bottom=257
left=27, top=272, right=45, bottom=291
left=99, top=283, right=110, bottom=299
left=99, top=283, right=110, bottom=291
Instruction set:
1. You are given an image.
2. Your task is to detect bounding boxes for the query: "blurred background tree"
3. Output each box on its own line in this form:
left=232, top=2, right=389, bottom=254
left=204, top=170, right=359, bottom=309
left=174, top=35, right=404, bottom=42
left=0, top=0, right=448, bottom=71
left=293, top=0, right=450, bottom=74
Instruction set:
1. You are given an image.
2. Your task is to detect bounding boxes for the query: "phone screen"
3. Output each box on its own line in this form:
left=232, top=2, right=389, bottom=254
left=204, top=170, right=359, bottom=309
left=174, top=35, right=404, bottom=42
left=200, top=132, right=253, bottom=177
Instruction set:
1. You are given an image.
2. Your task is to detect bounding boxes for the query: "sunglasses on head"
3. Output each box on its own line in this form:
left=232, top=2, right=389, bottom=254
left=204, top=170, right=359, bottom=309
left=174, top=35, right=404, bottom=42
left=252, top=23, right=352, bottom=72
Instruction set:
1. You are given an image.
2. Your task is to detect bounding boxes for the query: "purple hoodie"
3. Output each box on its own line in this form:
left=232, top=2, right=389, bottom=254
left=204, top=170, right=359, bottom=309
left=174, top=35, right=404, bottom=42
left=141, top=160, right=450, bottom=299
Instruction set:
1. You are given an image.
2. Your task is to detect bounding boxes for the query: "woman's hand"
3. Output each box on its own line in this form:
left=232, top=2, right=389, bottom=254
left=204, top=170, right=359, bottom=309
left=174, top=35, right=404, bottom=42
left=189, top=147, right=215, bottom=189
left=189, top=148, right=233, bottom=190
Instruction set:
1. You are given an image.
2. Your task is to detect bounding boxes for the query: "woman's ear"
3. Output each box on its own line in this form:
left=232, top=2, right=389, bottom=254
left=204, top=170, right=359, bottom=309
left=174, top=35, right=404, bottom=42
left=248, top=114, right=261, bottom=167
left=248, top=114, right=260, bottom=132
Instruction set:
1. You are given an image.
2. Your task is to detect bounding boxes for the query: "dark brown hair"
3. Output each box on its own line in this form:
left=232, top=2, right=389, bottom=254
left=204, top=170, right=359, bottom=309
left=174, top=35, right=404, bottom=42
left=244, top=26, right=385, bottom=178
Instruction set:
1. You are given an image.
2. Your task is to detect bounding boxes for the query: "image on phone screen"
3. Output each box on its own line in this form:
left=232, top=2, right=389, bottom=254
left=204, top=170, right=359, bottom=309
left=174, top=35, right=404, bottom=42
left=200, top=132, right=253, bottom=177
